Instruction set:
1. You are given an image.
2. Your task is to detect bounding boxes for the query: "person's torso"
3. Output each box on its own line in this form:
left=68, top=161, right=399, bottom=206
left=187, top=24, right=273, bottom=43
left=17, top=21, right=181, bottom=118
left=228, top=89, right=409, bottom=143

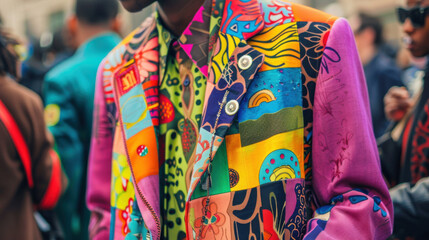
left=101, top=1, right=340, bottom=239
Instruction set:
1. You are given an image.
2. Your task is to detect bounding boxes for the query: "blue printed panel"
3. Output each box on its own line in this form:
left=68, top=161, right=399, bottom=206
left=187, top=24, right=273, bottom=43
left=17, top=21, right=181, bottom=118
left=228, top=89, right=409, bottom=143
left=119, top=84, right=153, bottom=139
left=260, top=0, right=295, bottom=27
left=238, top=68, right=302, bottom=122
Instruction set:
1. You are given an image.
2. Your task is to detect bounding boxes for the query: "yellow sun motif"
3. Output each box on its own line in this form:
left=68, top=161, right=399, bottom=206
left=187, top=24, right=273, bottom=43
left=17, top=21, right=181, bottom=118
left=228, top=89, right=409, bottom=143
left=248, top=89, right=276, bottom=108
left=269, top=165, right=296, bottom=181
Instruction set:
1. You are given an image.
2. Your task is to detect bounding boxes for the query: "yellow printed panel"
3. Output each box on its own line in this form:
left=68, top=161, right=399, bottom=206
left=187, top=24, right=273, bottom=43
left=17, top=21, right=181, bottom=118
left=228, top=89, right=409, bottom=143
left=226, top=128, right=304, bottom=192
left=111, top=126, right=135, bottom=208
left=247, top=22, right=300, bottom=72
left=209, top=32, right=241, bottom=84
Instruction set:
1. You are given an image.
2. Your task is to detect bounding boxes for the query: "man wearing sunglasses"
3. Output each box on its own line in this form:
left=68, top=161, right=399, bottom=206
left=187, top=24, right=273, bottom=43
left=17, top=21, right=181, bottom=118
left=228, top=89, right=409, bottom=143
left=383, top=0, right=429, bottom=239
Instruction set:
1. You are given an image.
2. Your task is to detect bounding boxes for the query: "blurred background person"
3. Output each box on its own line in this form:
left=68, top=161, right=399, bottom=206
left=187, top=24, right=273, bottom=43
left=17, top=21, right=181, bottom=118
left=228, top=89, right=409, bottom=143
left=19, top=37, right=49, bottom=98
left=382, top=0, right=429, bottom=239
left=352, top=12, right=404, bottom=138
left=42, top=0, right=121, bottom=239
left=20, top=26, right=75, bottom=99
left=0, top=28, right=66, bottom=240
left=44, top=27, right=76, bottom=68
left=397, top=47, right=427, bottom=97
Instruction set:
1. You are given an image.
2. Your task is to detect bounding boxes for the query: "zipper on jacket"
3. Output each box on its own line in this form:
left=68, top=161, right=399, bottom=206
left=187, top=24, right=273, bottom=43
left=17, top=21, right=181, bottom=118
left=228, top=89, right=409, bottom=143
left=113, top=80, right=161, bottom=238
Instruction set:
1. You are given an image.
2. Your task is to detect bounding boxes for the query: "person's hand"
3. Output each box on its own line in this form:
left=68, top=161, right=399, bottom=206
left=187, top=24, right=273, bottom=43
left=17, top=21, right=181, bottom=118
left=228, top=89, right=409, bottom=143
left=384, top=87, right=412, bottom=121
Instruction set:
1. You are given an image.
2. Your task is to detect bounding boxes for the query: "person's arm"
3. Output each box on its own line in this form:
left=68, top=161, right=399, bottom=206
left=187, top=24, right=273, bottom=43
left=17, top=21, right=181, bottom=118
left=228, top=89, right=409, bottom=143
left=86, top=62, right=114, bottom=240
left=384, top=86, right=412, bottom=122
left=304, top=18, right=393, bottom=240
left=390, top=177, right=429, bottom=236
left=43, top=72, right=84, bottom=203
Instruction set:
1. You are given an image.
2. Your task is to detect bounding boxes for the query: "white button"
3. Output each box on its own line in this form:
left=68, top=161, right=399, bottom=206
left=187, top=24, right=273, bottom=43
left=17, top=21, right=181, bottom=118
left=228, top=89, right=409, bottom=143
left=225, top=100, right=239, bottom=115
left=238, top=55, right=252, bottom=70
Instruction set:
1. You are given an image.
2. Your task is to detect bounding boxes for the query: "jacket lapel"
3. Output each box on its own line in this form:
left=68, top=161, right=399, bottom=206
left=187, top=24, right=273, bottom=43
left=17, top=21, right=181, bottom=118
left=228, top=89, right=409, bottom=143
left=112, top=16, right=163, bottom=239
left=187, top=0, right=266, bottom=200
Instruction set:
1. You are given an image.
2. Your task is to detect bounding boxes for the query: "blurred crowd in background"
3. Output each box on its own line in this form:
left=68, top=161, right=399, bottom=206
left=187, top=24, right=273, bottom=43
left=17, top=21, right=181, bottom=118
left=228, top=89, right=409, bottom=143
left=2, top=0, right=425, bottom=110
left=2, top=0, right=426, bottom=138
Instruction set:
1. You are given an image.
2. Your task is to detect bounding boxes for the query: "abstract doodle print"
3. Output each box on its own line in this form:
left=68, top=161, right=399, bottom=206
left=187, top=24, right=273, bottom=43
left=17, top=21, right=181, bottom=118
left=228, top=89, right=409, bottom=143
left=111, top=152, right=135, bottom=236
left=159, top=33, right=207, bottom=239
left=297, top=21, right=331, bottom=138
left=260, top=0, right=295, bottom=27
left=188, top=179, right=306, bottom=240
left=220, top=0, right=264, bottom=39
left=247, top=22, right=300, bottom=72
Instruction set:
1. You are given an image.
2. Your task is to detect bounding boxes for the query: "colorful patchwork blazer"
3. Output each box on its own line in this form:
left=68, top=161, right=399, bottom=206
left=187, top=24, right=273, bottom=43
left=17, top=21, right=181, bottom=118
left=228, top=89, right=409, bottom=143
left=87, top=0, right=393, bottom=239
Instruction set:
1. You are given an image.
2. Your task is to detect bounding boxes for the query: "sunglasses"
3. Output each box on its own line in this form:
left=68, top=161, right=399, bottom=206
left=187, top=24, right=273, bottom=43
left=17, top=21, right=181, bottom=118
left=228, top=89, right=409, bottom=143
left=397, top=6, right=429, bottom=28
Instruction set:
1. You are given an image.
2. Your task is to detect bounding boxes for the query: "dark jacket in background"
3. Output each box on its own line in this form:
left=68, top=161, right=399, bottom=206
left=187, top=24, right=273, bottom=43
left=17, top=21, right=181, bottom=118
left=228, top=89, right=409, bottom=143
left=384, top=65, right=429, bottom=239
left=364, top=52, right=404, bottom=138
left=0, top=75, right=66, bottom=240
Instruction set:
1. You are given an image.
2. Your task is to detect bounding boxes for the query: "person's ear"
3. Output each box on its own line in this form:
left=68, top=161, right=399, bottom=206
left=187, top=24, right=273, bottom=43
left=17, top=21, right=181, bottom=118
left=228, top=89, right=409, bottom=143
left=110, top=16, right=122, bottom=35
left=67, top=15, right=78, bottom=38
left=366, top=28, right=377, bottom=45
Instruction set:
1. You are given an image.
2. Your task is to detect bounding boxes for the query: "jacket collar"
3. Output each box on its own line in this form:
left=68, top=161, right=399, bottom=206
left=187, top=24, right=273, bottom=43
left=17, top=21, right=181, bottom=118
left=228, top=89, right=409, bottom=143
left=157, top=0, right=213, bottom=82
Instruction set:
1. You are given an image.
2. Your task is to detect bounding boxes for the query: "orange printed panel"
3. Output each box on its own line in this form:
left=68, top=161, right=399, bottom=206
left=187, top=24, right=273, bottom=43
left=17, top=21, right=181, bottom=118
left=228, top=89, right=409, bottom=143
left=187, top=193, right=232, bottom=239
left=291, top=2, right=338, bottom=26
left=126, top=126, right=159, bottom=182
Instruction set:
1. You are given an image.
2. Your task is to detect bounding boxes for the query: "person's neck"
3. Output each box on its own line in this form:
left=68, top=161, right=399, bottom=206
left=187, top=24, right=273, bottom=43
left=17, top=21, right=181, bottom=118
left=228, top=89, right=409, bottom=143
left=75, top=24, right=112, bottom=47
left=359, top=44, right=377, bottom=66
left=157, top=0, right=205, bottom=36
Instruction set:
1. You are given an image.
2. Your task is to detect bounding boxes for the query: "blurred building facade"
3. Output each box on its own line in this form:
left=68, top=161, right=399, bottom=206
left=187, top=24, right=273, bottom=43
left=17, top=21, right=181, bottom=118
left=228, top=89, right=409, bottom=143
left=0, top=0, right=153, bottom=41
left=0, top=0, right=74, bottom=39
left=0, top=0, right=402, bottom=49
left=322, top=0, right=402, bottom=46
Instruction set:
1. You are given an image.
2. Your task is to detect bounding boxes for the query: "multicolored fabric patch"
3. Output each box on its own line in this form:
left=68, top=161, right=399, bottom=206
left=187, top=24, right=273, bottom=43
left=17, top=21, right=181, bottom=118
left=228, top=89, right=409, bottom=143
left=109, top=127, right=136, bottom=239
left=247, top=23, right=300, bottom=72
left=116, top=61, right=140, bottom=96
left=225, top=129, right=304, bottom=192
left=187, top=179, right=307, bottom=239
left=44, top=104, right=60, bottom=127
left=260, top=0, right=295, bottom=27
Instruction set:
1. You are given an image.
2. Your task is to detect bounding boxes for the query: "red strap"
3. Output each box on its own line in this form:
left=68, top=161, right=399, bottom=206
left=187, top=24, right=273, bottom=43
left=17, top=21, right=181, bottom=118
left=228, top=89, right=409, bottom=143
left=0, top=100, right=34, bottom=188
left=38, top=150, right=62, bottom=209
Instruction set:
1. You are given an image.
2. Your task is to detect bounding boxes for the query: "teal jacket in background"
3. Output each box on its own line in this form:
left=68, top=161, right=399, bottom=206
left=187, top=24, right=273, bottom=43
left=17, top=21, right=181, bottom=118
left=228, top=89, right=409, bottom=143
left=43, top=32, right=121, bottom=240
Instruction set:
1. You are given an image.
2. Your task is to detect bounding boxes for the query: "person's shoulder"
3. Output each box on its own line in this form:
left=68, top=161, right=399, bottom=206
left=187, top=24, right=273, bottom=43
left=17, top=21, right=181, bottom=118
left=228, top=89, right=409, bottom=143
left=100, top=16, right=157, bottom=74
left=257, top=1, right=341, bottom=33
left=375, top=53, right=403, bottom=82
left=2, top=78, right=43, bottom=110
left=45, top=55, right=79, bottom=83
left=375, top=52, right=402, bottom=73
left=289, top=2, right=338, bottom=26
left=105, top=17, right=156, bottom=60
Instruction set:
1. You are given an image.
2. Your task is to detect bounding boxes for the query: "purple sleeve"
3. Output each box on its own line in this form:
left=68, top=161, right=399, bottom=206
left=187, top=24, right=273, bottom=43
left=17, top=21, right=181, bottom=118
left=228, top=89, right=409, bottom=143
left=86, top=62, right=113, bottom=240
left=304, top=18, right=393, bottom=240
